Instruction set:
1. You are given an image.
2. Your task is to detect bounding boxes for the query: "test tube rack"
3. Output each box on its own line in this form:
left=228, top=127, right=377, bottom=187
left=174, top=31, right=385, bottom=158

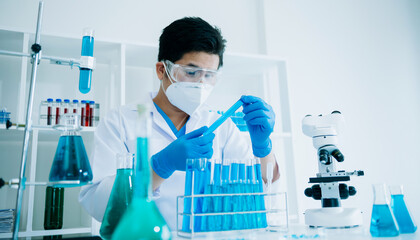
left=176, top=191, right=288, bottom=238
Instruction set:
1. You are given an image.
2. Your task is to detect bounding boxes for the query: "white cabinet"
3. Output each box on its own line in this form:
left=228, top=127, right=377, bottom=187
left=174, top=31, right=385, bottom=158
left=0, top=28, right=298, bottom=238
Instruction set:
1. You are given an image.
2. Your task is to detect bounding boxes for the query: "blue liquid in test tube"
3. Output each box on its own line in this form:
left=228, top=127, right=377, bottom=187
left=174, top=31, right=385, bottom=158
left=222, top=159, right=232, bottom=230
left=79, top=28, right=94, bottom=94
left=246, top=159, right=257, bottom=229
left=210, top=159, right=222, bottom=231
left=182, top=159, right=194, bottom=232
left=370, top=204, right=400, bottom=237
left=200, top=161, right=212, bottom=232
left=254, top=158, right=267, bottom=228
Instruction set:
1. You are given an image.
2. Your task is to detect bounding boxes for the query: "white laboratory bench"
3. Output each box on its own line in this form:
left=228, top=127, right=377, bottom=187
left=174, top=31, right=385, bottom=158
left=172, top=224, right=418, bottom=240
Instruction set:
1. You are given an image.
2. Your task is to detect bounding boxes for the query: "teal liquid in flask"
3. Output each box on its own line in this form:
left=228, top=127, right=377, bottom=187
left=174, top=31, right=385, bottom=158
left=49, top=113, right=93, bottom=187
left=112, top=104, right=171, bottom=240
left=370, top=184, right=399, bottom=237
left=100, top=153, right=134, bottom=239
left=390, top=185, right=417, bottom=234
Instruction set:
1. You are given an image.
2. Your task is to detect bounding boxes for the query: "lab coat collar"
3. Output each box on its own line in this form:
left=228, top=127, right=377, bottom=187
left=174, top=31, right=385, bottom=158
left=148, top=92, right=208, bottom=140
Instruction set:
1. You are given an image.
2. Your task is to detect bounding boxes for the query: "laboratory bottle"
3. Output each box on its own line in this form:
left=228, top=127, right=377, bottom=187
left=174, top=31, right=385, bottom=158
left=43, top=186, right=64, bottom=239
left=370, top=183, right=399, bottom=237
left=94, top=102, right=100, bottom=126
left=49, top=113, right=93, bottom=186
left=63, top=99, right=70, bottom=114
left=112, top=104, right=171, bottom=240
left=55, top=99, right=62, bottom=125
left=89, top=101, right=95, bottom=126
left=389, top=185, right=417, bottom=233
left=79, top=28, right=94, bottom=94
left=47, top=98, right=53, bottom=125
left=80, top=100, right=87, bottom=126
left=100, top=153, right=134, bottom=240
left=84, top=101, right=90, bottom=127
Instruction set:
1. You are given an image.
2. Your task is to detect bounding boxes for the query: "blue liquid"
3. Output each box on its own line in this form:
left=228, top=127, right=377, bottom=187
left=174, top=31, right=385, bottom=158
left=391, top=194, right=417, bottom=234
left=239, top=163, right=245, bottom=181
left=221, top=183, right=232, bottom=231
left=49, top=135, right=93, bottom=185
left=230, top=163, right=238, bottom=182
left=212, top=185, right=223, bottom=231
left=79, top=69, right=92, bottom=94
left=81, top=36, right=94, bottom=56
left=370, top=204, right=399, bottom=237
left=182, top=164, right=193, bottom=232
left=254, top=163, right=267, bottom=228
left=100, top=168, right=133, bottom=239
left=201, top=184, right=213, bottom=232
left=79, top=36, right=94, bottom=94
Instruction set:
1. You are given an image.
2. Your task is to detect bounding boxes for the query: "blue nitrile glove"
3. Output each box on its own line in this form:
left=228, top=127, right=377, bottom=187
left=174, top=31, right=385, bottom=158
left=241, top=95, right=275, bottom=158
left=151, top=126, right=215, bottom=179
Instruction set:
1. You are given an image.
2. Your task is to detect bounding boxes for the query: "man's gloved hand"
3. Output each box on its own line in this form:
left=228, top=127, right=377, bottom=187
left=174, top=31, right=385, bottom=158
left=241, top=95, right=275, bottom=158
left=151, top=126, right=215, bottom=179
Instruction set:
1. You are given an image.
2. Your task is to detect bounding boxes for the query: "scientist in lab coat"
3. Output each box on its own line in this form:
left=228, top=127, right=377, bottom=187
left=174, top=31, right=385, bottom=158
left=79, top=17, right=280, bottom=229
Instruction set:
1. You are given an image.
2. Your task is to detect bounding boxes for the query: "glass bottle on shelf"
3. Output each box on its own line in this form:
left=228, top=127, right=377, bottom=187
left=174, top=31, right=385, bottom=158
left=100, top=153, right=135, bottom=240
left=112, top=104, right=171, bottom=240
left=370, top=183, right=399, bottom=237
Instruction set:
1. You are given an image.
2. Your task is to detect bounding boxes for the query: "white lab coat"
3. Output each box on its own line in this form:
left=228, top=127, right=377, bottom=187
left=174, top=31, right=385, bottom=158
left=79, top=93, right=276, bottom=230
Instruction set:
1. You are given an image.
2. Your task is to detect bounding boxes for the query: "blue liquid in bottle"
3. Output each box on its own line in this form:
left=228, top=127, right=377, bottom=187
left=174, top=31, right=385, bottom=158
left=391, top=194, right=417, bottom=234
left=370, top=204, right=399, bottom=237
left=79, top=35, right=94, bottom=94
left=49, top=135, right=93, bottom=186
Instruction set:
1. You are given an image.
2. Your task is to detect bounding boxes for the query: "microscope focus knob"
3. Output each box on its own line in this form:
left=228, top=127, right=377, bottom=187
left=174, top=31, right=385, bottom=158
left=349, top=186, right=357, bottom=196
left=305, top=185, right=322, bottom=200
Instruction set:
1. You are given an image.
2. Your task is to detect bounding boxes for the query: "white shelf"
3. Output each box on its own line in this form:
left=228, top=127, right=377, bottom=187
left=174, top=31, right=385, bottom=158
left=0, top=227, right=92, bottom=238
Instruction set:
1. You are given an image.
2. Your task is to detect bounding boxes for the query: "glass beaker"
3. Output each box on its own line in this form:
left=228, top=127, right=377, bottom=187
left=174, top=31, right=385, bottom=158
left=112, top=104, right=171, bottom=240
left=389, top=185, right=417, bottom=234
left=100, top=153, right=134, bottom=239
left=370, top=183, right=399, bottom=237
left=49, top=113, right=93, bottom=187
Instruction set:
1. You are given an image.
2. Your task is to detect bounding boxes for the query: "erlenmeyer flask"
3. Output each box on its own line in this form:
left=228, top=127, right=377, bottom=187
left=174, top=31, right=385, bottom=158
left=389, top=185, right=417, bottom=234
left=112, top=104, right=171, bottom=240
left=370, top=183, right=399, bottom=237
left=100, top=153, right=134, bottom=239
left=49, top=114, right=93, bottom=187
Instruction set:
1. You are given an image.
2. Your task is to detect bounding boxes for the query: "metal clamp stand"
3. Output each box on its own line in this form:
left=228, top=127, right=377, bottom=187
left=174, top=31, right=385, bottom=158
left=0, top=1, right=94, bottom=239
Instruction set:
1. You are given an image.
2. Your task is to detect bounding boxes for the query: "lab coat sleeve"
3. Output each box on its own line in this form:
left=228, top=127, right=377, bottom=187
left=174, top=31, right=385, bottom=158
left=78, top=108, right=130, bottom=222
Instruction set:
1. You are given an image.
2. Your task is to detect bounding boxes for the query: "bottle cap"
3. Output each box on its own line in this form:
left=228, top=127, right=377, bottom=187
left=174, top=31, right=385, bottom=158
left=64, top=99, right=70, bottom=103
left=72, top=100, right=79, bottom=103
left=56, top=99, right=62, bottom=103
left=47, top=98, right=53, bottom=102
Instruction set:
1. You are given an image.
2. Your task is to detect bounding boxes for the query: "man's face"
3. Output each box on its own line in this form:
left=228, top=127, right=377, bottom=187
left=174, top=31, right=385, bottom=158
left=159, top=51, right=220, bottom=90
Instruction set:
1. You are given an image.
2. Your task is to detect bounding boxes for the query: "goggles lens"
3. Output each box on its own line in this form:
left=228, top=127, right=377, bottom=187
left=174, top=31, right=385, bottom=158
left=164, top=60, right=219, bottom=85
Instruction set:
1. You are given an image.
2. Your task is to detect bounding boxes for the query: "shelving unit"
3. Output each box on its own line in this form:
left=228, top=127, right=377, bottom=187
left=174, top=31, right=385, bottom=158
left=0, top=27, right=298, bottom=238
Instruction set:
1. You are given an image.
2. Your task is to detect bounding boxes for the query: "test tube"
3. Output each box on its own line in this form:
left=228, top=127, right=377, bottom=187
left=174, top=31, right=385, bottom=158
left=89, top=101, right=95, bottom=127
left=221, top=159, right=232, bottom=230
left=94, top=102, right=100, bottom=126
left=182, top=159, right=194, bottom=233
left=47, top=98, right=53, bottom=125
left=81, top=100, right=86, bottom=126
left=212, top=158, right=223, bottom=231
left=79, top=28, right=94, bottom=94
left=72, top=100, right=79, bottom=114
left=85, top=101, right=90, bottom=127
left=63, top=99, right=70, bottom=114
left=55, top=99, right=62, bottom=125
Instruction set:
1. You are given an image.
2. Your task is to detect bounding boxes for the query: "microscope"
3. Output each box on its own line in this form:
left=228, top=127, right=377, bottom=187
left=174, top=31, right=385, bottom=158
left=302, top=111, right=364, bottom=228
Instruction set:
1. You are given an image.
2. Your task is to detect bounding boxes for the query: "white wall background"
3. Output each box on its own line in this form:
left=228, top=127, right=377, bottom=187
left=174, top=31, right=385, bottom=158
left=1, top=0, right=419, bottom=226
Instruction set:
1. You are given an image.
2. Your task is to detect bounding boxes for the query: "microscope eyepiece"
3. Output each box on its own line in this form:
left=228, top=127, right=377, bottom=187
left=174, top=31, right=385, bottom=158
left=331, top=110, right=341, bottom=114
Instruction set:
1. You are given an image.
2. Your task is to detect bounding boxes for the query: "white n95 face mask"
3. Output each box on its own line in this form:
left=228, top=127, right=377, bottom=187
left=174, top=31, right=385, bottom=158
left=164, top=82, right=214, bottom=115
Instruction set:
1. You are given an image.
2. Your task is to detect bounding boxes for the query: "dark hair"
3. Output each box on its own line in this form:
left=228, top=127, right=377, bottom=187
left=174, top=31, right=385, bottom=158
left=158, top=17, right=226, bottom=68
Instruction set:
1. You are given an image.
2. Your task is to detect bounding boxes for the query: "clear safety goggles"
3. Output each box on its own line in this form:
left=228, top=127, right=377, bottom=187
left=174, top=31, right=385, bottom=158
left=163, top=60, right=220, bottom=85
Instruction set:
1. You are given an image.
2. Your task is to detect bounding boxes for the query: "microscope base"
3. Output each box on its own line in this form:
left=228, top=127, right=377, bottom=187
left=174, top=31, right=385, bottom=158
left=305, top=207, right=363, bottom=228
